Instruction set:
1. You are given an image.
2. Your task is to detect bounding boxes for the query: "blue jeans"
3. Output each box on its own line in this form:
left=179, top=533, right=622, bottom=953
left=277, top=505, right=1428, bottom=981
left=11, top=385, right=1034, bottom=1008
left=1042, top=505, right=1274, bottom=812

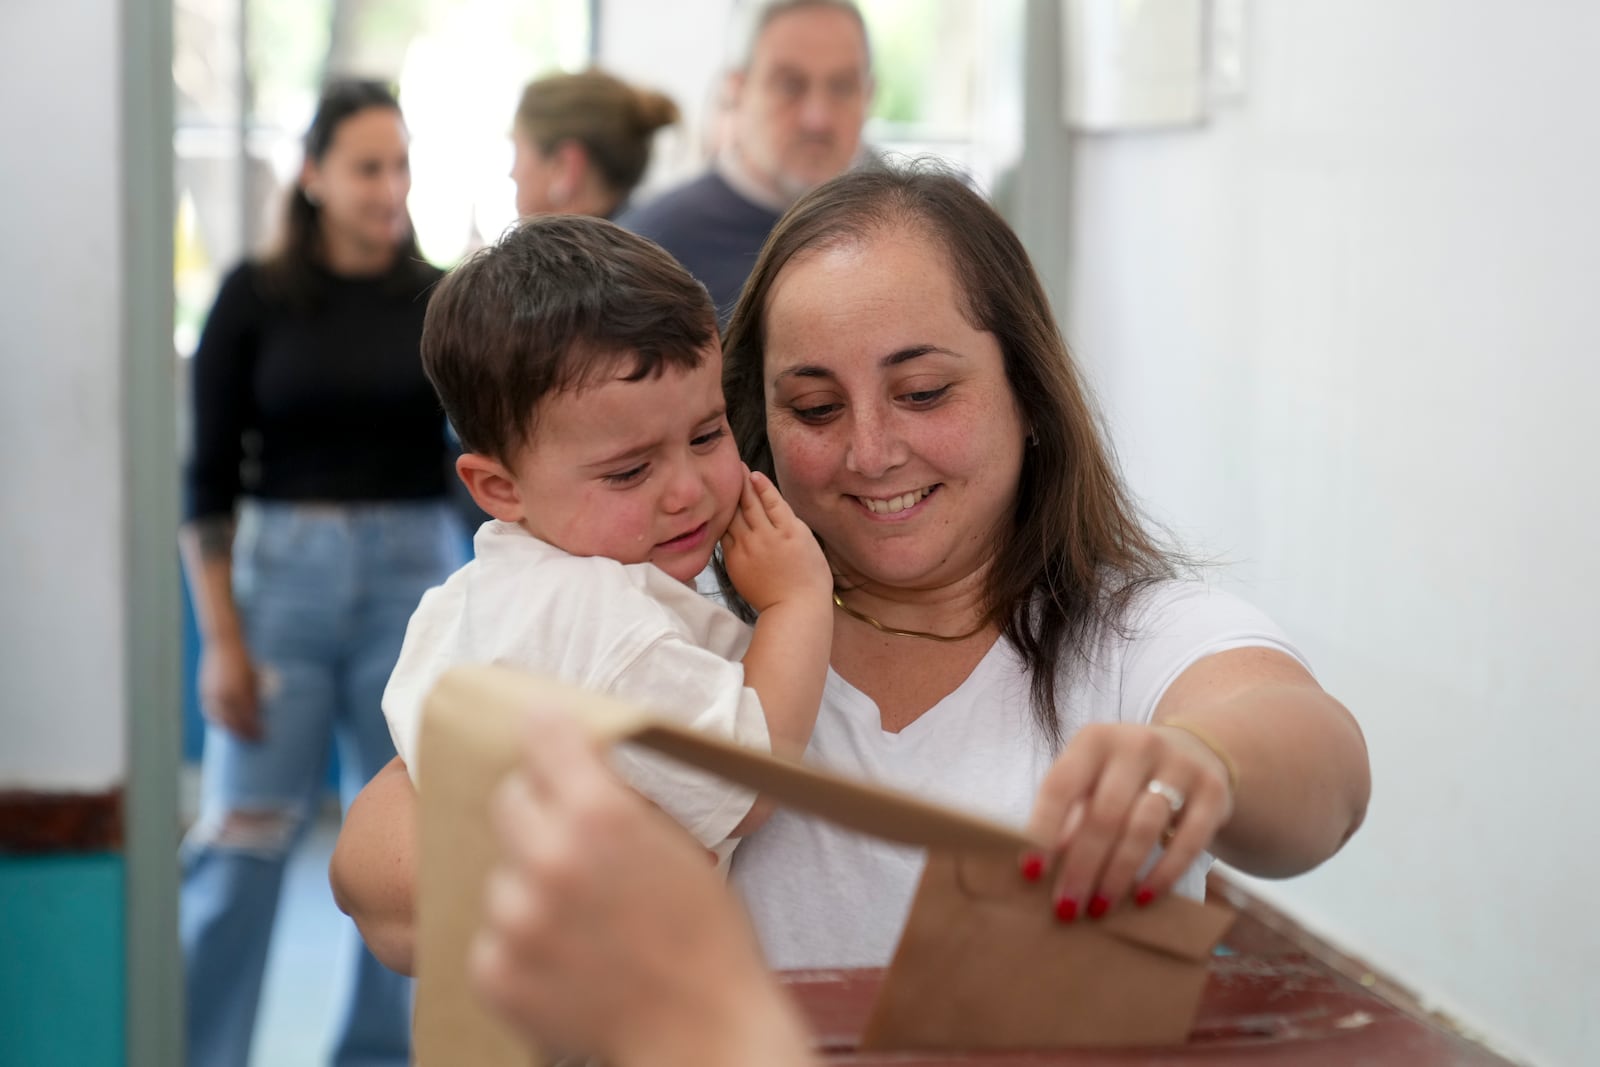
left=180, top=500, right=462, bottom=1067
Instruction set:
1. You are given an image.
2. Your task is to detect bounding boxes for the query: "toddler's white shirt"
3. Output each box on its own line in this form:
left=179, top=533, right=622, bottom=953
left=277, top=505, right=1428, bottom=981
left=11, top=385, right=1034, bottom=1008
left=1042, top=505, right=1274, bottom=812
left=382, top=520, right=769, bottom=854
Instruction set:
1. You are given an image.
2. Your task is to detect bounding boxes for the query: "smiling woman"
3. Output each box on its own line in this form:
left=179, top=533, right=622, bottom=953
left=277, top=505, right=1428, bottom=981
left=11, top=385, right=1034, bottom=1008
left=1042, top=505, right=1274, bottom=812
left=760, top=229, right=1028, bottom=598
left=716, top=162, right=1370, bottom=968
left=279, top=85, right=417, bottom=282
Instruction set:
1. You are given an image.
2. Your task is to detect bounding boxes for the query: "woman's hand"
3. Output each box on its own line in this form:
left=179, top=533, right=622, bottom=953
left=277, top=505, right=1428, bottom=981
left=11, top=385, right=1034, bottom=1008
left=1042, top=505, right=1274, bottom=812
left=1022, top=647, right=1370, bottom=916
left=470, top=703, right=815, bottom=1067
left=1023, top=722, right=1234, bottom=919
left=198, top=634, right=262, bottom=741
left=720, top=468, right=833, bottom=613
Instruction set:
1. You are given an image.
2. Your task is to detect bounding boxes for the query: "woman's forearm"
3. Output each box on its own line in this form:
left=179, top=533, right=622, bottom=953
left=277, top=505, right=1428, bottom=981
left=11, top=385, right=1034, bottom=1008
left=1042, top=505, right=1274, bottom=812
left=179, top=517, right=242, bottom=643
left=1155, top=651, right=1370, bottom=877
left=330, top=756, right=420, bottom=975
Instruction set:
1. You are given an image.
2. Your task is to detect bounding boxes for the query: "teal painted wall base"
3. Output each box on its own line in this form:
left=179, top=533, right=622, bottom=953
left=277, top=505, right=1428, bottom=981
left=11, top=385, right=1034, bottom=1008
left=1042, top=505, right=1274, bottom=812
left=0, top=853, right=125, bottom=1067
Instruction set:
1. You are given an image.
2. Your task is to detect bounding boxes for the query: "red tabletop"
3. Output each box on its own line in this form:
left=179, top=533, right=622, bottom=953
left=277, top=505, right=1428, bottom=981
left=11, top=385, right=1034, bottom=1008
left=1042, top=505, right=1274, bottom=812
left=781, top=951, right=1509, bottom=1065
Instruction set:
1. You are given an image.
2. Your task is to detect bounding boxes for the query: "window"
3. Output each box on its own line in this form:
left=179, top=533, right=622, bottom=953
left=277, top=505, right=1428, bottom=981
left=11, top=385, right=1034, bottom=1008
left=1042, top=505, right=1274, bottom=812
left=858, top=0, right=1025, bottom=196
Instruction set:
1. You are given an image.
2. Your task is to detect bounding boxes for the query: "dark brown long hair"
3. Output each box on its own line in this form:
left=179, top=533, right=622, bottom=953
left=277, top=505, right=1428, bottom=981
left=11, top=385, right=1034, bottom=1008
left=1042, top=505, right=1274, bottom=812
left=719, top=161, right=1183, bottom=747
left=258, top=78, right=432, bottom=309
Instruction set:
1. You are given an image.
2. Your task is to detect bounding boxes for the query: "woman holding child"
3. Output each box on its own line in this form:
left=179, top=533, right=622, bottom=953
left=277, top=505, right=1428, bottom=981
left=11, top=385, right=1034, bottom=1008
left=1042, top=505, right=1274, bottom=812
left=332, top=164, right=1370, bottom=1053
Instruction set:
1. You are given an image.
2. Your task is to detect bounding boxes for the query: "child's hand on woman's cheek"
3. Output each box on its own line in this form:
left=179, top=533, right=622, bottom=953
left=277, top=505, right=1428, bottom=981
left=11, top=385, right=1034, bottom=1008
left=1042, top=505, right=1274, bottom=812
left=720, top=469, right=832, bottom=612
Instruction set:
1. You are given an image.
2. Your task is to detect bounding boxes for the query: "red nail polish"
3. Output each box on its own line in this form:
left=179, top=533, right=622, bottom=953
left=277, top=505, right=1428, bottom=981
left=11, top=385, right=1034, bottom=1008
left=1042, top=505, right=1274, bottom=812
left=1088, top=895, right=1110, bottom=919
left=1135, top=887, right=1156, bottom=907
left=1019, top=853, right=1045, bottom=882
left=1054, top=896, right=1078, bottom=923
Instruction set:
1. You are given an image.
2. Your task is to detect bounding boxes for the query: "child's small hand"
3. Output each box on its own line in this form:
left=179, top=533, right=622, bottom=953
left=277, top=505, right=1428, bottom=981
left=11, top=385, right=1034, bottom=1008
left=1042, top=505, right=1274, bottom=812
left=720, top=470, right=831, bottom=613
left=723, top=469, right=833, bottom=779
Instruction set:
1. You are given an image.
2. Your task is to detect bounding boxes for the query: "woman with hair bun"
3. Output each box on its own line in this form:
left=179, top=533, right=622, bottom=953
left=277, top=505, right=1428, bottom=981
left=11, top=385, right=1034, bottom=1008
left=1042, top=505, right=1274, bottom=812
left=510, top=69, right=680, bottom=219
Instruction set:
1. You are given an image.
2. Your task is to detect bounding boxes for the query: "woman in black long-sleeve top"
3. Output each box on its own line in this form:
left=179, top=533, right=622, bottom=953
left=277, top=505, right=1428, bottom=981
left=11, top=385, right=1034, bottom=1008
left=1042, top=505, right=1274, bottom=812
left=178, top=79, right=460, bottom=1067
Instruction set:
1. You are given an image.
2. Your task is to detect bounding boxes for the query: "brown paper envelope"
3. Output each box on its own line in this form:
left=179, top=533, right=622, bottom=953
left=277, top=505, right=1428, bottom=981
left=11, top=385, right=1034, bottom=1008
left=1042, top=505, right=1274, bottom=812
left=414, top=671, right=538, bottom=1067
left=415, top=665, right=1040, bottom=1067
left=415, top=664, right=1234, bottom=1062
left=859, top=851, right=1236, bottom=1050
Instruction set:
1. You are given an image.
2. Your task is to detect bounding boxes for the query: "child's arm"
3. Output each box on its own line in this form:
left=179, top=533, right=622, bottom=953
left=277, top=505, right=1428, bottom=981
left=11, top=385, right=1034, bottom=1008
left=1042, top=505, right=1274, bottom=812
left=719, top=470, right=834, bottom=761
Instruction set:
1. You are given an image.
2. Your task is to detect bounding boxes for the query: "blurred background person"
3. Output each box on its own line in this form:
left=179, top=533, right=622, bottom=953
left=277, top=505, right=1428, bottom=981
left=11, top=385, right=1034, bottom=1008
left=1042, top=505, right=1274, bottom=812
left=178, top=78, right=462, bottom=1067
left=510, top=69, right=680, bottom=220
left=618, top=0, right=873, bottom=320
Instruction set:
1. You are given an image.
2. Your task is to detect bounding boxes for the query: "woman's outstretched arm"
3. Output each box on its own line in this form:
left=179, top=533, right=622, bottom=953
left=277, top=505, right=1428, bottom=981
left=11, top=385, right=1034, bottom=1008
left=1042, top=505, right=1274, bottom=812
left=330, top=756, right=420, bottom=975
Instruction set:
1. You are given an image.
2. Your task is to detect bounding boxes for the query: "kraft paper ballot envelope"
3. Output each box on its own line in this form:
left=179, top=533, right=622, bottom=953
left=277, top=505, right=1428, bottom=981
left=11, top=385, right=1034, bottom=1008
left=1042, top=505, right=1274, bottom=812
left=414, top=665, right=1235, bottom=1064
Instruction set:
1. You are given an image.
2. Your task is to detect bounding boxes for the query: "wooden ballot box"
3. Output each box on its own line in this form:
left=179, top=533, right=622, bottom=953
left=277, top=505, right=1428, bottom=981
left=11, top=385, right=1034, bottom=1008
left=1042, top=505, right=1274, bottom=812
left=783, top=884, right=1516, bottom=1066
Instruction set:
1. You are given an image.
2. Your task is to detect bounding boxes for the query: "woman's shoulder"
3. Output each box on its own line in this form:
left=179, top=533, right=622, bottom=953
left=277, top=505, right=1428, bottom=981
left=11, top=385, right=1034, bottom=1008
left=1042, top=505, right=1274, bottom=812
left=1116, top=577, right=1285, bottom=640
left=196, top=260, right=277, bottom=334
left=1098, top=577, right=1310, bottom=721
left=214, top=259, right=270, bottom=304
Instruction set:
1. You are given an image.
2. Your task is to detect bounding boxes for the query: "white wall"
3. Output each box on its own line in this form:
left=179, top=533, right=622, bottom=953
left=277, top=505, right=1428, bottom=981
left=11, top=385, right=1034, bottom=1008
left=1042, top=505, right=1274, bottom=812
left=0, top=0, right=128, bottom=791
left=1065, top=4, right=1599, bottom=1064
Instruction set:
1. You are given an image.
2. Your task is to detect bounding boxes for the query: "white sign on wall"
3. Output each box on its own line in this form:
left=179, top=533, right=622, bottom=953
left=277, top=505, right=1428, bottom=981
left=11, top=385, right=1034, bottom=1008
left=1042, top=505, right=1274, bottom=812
left=1061, top=0, right=1206, bottom=131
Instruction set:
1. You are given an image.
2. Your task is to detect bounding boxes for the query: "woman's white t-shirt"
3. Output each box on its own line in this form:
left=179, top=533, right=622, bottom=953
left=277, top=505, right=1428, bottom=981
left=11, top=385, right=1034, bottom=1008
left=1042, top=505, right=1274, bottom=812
left=728, top=580, right=1307, bottom=969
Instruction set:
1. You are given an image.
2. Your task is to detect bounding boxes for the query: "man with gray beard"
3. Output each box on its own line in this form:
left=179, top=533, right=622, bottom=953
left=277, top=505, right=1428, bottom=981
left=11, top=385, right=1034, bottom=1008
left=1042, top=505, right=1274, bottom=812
left=618, top=0, right=873, bottom=323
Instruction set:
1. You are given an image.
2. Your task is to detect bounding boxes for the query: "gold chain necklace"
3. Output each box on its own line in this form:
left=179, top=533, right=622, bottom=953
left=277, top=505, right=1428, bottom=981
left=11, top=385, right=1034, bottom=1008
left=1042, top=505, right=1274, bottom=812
left=831, top=591, right=989, bottom=643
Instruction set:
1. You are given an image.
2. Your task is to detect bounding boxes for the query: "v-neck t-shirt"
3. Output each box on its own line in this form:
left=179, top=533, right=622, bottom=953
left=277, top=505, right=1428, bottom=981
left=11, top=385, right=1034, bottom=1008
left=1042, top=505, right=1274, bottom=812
left=728, top=579, right=1307, bottom=968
